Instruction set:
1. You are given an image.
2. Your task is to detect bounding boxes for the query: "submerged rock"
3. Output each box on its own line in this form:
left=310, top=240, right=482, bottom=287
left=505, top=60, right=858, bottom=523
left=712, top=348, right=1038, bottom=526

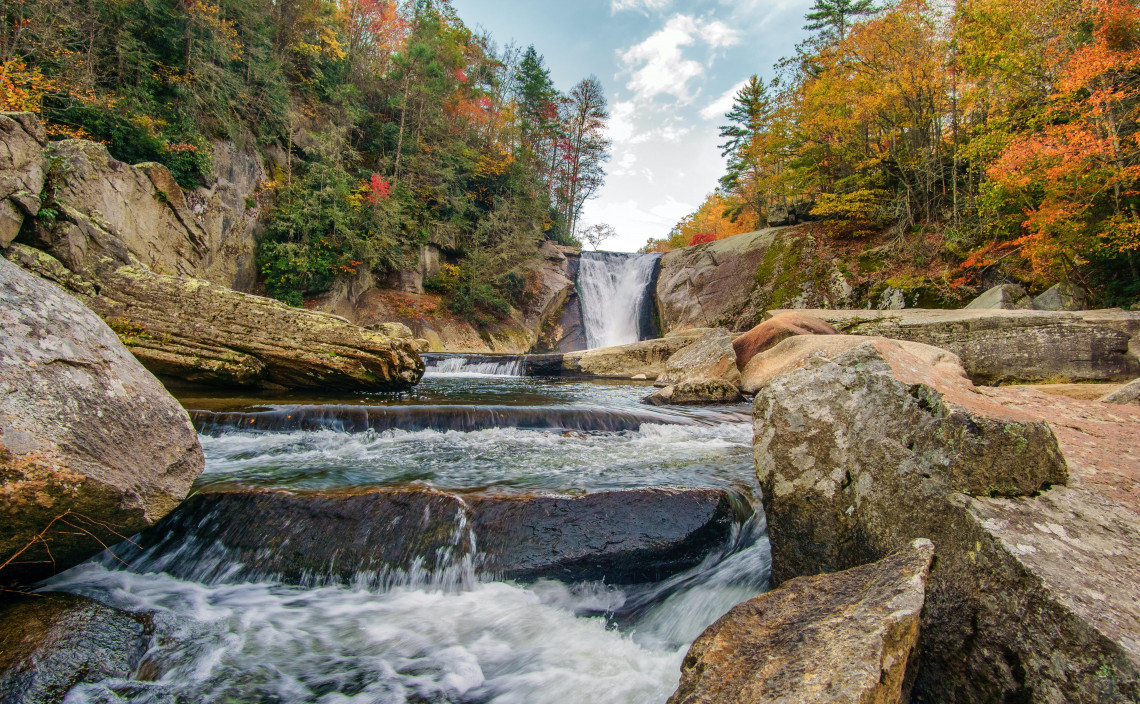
left=964, top=283, right=1033, bottom=309
left=753, top=338, right=1140, bottom=702
left=122, top=488, right=748, bottom=586
left=0, top=593, right=151, bottom=704
left=668, top=539, right=933, bottom=704
left=732, top=312, right=837, bottom=370
left=775, top=307, right=1140, bottom=384
left=4, top=244, right=424, bottom=390
left=0, top=256, right=203, bottom=587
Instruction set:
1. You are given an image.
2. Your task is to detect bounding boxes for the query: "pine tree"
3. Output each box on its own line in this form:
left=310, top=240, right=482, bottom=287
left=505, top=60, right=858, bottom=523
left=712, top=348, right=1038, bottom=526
left=803, top=0, right=879, bottom=41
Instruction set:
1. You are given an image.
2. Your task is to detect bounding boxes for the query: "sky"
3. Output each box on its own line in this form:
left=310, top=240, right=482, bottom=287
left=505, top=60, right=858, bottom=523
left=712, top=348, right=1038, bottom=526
left=449, top=0, right=814, bottom=252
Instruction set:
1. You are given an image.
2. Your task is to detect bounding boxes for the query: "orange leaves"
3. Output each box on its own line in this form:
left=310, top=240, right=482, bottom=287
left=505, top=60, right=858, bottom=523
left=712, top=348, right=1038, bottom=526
left=0, top=59, right=45, bottom=113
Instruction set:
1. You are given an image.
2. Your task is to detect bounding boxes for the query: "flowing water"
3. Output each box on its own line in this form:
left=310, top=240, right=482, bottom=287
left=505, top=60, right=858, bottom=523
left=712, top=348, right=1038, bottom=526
left=43, top=375, right=769, bottom=704
left=577, top=252, right=661, bottom=349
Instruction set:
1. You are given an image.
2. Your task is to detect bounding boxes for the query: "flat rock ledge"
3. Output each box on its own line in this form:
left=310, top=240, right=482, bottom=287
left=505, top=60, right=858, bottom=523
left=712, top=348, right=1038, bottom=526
left=668, top=539, right=933, bottom=704
left=5, top=244, right=423, bottom=390
left=771, top=307, right=1140, bottom=384
left=754, top=337, right=1140, bottom=702
left=116, top=487, right=748, bottom=586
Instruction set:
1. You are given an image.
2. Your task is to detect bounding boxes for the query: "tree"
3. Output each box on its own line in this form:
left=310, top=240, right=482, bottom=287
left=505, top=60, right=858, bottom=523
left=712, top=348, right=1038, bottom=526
left=581, top=223, right=617, bottom=251
left=803, top=0, right=880, bottom=42
left=558, top=76, right=611, bottom=238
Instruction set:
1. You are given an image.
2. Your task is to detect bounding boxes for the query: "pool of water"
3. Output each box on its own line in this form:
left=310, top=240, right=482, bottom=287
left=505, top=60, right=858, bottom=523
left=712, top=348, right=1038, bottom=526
left=45, top=375, right=768, bottom=704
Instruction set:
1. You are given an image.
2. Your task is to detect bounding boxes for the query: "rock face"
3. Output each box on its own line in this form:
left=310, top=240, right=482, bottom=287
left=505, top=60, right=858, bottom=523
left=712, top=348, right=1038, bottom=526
left=732, top=312, right=838, bottom=370
left=753, top=338, right=1140, bottom=702
left=0, top=593, right=151, bottom=704
left=0, top=113, right=47, bottom=249
left=120, top=488, right=747, bottom=586
left=315, top=242, right=583, bottom=354
left=1033, top=282, right=1088, bottom=311
left=964, top=283, right=1033, bottom=309
left=740, top=334, right=967, bottom=395
left=0, top=257, right=203, bottom=587
left=668, top=539, right=933, bottom=704
left=775, top=307, right=1140, bottom=384
left=656, top=227, right=855, bottom=333
left=6, top=244, right=423, bottom=390
left=656, top=328, right=742, bottom=388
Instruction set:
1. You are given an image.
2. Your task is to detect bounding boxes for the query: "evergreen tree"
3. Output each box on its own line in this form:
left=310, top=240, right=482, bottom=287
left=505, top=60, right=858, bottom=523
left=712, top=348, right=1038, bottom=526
left=803, top=0, right=879, bottom=41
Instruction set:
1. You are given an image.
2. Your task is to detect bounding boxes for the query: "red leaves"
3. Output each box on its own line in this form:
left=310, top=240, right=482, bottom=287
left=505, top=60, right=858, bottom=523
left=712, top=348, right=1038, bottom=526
left=364, top=173, right=391, bottom=204
left=689, top=232, right=716, bottom=246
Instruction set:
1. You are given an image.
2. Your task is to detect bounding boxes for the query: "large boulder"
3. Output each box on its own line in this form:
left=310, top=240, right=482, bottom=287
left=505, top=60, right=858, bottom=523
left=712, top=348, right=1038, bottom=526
left=0, top=113, right=47, bottom=248
left=117, top=487, right=748, bottom=586
left=753, top=338, right=1140, bottom=702
left=0, top=593, right=151, bottom=704
left=668, top=539, right=933, bottom=704
left=0, top=257, right=203, bottom=587
left=655, top=328, right=741, bottom=388
left=774, top=307, right=1140, bottom=384
left=732, top=312, right=838, bottom=370
left=740, top=334, right=967, bottom=394
left=1033, top=282, right=1088, bottom=311
left=5, top=244, right=423, bottom=390
left=643, top=380, right=744, bottom=406
left=964, top=283, right=1033, bottom=309
left=655, top=227, right=854, bottom=333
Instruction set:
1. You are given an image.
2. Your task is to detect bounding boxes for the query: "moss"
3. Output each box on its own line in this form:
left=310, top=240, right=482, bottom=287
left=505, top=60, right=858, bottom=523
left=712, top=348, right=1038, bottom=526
left=754, top=234, right=807, bottom=310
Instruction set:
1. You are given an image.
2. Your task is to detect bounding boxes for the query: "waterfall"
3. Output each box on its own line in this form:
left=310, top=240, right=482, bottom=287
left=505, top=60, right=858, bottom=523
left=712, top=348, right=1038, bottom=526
left=423, top=354, right=525, bottom=377
left=577, top=251, right=661, bottom=349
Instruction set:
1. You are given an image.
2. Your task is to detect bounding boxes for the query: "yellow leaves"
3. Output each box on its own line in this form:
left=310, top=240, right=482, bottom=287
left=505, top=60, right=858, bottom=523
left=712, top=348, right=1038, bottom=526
left=0, top=59, right=46, bottom=113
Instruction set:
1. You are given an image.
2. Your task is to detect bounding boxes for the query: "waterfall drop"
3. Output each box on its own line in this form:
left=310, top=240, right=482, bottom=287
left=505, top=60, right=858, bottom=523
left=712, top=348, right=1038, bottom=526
left=577, top=251, right=661, bottom=349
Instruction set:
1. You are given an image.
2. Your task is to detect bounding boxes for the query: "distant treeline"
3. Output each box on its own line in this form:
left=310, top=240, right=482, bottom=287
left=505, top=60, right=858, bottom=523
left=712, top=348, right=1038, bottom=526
left=1, top=0, right=610, bottom=315
left=647, top=0, right=1139, bottom=307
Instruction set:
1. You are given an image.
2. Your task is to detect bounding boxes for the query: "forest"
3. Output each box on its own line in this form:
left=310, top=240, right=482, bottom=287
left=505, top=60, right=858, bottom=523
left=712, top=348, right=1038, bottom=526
left=647, top=0, right=1140, bottom=307
left=0, top=0, right=611, bottom=313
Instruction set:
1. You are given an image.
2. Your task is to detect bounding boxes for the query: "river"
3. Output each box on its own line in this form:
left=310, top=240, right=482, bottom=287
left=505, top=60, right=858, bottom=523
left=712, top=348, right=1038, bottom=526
left=43, top=366, right=769, bottom=704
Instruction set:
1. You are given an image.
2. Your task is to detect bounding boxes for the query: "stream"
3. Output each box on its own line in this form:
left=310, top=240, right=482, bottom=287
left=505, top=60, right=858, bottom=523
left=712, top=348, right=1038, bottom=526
left=43, top=368, right=769, bottom=704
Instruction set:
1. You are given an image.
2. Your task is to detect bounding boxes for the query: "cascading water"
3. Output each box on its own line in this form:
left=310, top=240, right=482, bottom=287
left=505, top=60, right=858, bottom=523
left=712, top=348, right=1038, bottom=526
left=578, top=251, right=661, bottom=349
left=424, top=354, right=525, bottom=377
left=39, top=376, right=768, bottom=704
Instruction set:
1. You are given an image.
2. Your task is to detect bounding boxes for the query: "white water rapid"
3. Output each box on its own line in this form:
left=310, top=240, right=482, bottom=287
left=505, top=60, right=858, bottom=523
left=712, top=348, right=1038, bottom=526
left=577, top=252, right=661, bottom=349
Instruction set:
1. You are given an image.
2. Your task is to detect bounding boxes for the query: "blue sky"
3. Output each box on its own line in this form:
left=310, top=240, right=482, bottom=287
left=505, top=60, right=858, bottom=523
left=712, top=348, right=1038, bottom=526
left=450, top=0, right=814, bottom=251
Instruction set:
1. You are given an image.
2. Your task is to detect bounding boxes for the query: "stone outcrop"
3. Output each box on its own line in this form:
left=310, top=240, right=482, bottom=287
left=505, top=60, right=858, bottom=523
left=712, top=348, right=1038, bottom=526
left=0, top=593, right=152, bottom=704
left=668, top=539, right=933, bottom=704
left=753, top=337, right=1140, bottom=702
left=732, top=312, right=838, bottom=370
left=0, top=256, right=203, bottom=587
left=6, top=244, right=423, bottom=390
left=655, top=227, right=855, bottom=333
left=121, top=487, right=748, bottom=585
left=740, top=334, right=967, bottom=394
left=964, top=283, right=1033, bottom=309
left=315, top=242, right=583, bottom=354
left=1033, top=282, right=1088, bottom=311
left=774, top=307, right=1140, bottom=384
left=4, top=113, right=265, bottom=293
left=0, top=113, right=47, bottom=249
left=560, top=334, right=701, bottom=379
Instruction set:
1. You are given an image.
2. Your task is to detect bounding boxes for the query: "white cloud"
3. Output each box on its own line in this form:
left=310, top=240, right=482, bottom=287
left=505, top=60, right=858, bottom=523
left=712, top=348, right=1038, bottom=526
left=611, top=150, right=638, bottom=176
left=618, top=15, right=741, bottom=104
left=607, top=100, right=637, bottom=143
left=629, top=123, right=692, bottom=144
left=611, top=0, right=670, bottom=13
left=699, top=79, right=748, bottom=120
